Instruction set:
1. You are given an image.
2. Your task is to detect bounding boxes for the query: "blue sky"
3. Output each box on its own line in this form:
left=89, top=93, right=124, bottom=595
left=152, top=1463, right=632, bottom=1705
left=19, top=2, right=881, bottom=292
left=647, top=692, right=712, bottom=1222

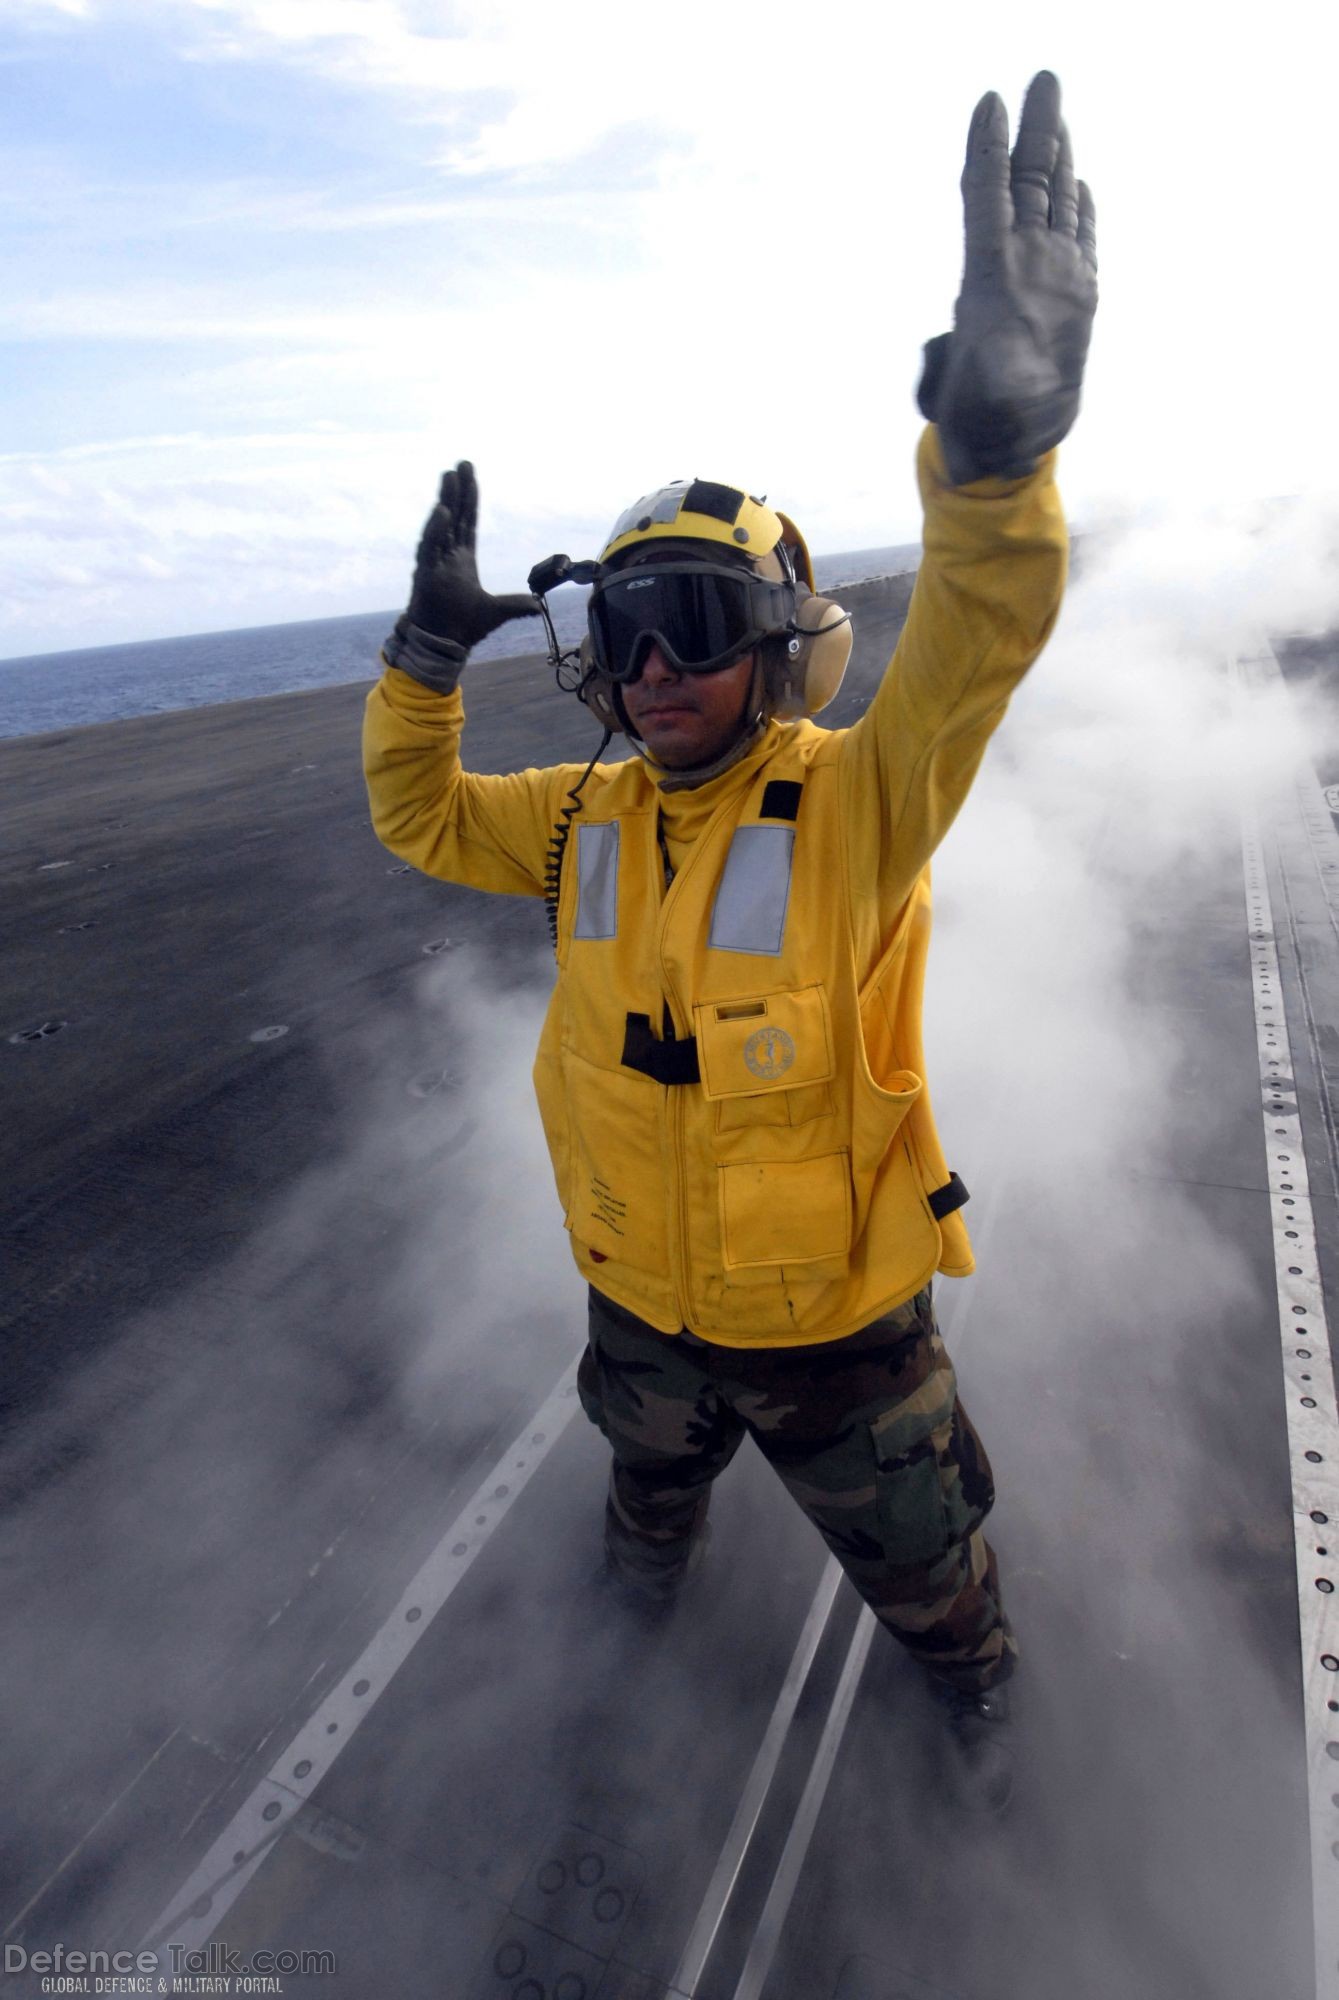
left=2, top=0, right=1335, bottom=657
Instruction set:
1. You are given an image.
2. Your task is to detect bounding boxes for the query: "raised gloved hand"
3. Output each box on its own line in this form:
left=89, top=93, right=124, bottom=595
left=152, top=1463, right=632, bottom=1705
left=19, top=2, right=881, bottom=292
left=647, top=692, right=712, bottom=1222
left=918, top=70, right=1098, bottom=486
left=384, top=460, right=538, bottom=691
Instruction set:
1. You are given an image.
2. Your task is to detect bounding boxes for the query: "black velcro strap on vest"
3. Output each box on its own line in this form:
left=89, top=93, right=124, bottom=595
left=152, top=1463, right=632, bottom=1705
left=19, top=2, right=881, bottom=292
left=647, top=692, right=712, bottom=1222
left=621, top=1012, right=701, bottom=1085
left=759, top=779, right=802, bottom=822
left=928, top=1171, right=970, bottom=1220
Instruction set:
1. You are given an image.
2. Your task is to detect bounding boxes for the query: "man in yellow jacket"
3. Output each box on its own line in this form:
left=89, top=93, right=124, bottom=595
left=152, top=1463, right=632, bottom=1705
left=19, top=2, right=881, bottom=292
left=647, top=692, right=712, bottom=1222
left=363, top=72, right=1097, bottom=1813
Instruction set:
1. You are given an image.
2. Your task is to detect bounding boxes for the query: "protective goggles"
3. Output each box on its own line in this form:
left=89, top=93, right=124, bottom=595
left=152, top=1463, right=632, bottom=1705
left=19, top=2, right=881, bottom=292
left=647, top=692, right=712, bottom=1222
left=587, top=564, right=796, bottom=683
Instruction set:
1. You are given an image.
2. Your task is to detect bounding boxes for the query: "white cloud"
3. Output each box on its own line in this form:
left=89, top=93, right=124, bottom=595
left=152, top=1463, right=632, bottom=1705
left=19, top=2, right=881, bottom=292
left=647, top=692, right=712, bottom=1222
left=0, top=0, right=93, bottom=16
left=0, top=153, right=640, bottom=241
left=0, top=293, right=451, bottom=342
left=4, top=0, right=1339, bottom=652
left=175, top=0, right=549, bottom=109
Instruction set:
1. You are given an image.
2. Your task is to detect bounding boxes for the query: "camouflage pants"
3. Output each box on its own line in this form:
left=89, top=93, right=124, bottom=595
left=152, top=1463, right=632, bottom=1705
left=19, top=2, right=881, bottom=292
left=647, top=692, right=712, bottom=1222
left=578, top=1283, right=1016, bottom=1692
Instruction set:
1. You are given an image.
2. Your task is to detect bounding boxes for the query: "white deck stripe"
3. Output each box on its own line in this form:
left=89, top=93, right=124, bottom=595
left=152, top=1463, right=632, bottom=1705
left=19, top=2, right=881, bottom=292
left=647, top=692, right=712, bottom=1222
left=667, top=1258, right=985, bottom=1996
left=669, top=1560, right=844, bottom=1997
left=728, top=1605, right=878, bottom=2000
left=671, top=1187, right=995, bottom=1992
left=139, top=1359, right=583, bottom=1956
left=143, top=657, right=1339, bottom=1991
left=1235, top=646, right=1339, bottom=2000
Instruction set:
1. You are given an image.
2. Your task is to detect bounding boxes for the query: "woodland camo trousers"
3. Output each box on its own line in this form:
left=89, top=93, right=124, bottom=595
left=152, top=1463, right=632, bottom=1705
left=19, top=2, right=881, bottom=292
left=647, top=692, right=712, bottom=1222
left=578, top=1281, right=1016, bottom=1693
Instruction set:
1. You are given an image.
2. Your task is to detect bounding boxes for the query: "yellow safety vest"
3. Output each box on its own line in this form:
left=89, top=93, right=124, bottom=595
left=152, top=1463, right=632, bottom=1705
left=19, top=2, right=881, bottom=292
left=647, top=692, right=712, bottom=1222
left=363, top=428, right=1068, bottom=1347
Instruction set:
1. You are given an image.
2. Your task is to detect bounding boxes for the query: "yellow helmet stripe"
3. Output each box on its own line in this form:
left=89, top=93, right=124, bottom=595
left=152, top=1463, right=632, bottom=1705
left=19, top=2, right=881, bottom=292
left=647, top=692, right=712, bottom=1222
left=601, top=480, right=788, bottom=568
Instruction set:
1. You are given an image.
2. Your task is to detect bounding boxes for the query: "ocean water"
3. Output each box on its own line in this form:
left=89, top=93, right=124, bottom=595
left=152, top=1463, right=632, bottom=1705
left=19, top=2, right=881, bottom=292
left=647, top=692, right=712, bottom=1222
left=0, top=546, right=917, bottom=741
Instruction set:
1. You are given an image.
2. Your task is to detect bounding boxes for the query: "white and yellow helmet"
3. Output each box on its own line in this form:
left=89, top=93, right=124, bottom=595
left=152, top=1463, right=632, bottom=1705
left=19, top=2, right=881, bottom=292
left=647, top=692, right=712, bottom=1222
left=579, top=478, right=851, bottom=739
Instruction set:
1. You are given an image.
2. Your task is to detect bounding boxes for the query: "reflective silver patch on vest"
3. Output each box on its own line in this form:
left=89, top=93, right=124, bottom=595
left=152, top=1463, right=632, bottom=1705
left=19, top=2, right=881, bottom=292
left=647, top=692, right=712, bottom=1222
left=574, top=821, right=619, bottom=940
left=709, top=825, right=794, bottom=956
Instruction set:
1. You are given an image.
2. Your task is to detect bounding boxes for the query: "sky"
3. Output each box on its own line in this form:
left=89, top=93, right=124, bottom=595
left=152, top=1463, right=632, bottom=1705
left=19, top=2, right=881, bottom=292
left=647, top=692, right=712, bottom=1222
left=1, top=0, right=1337, bottom=658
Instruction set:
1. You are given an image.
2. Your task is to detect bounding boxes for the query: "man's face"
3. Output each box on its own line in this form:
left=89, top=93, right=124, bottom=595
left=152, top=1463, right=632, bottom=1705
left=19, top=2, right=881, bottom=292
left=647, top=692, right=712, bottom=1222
left=620, top=642, right=758, bottom=769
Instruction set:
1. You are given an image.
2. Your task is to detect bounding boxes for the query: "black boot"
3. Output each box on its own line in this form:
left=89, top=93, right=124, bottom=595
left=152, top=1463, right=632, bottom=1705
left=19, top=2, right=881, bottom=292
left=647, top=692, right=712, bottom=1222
left=927, top=1675, right=1014, bottom=1816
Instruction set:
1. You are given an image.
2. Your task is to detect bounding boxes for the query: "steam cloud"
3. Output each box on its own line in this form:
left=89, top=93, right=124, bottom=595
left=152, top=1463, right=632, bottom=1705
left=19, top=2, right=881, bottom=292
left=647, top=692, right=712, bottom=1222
left=3, top=487, right=1338, bottom=1993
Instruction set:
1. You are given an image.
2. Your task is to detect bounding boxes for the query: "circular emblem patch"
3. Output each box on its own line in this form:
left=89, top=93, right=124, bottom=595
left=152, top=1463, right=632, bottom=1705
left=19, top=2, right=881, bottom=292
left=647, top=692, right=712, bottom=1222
left=743, top=1026, right=796, bottom=1081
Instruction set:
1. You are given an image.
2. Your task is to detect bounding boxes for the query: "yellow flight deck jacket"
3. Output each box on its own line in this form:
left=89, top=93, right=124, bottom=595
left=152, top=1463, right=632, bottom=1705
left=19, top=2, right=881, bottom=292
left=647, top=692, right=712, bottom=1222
left=363, top=428, right=1068, bottom=1348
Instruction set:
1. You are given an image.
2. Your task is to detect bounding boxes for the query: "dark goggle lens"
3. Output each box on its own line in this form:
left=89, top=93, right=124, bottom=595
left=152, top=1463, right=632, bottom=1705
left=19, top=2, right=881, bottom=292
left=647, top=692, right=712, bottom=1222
left=591, top=569, right=787, bottom=680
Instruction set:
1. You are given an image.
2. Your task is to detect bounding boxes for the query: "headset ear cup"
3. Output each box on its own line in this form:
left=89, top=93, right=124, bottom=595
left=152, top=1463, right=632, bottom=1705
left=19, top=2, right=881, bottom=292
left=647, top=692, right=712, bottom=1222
left=763, top=596, right=851, bottom=719
left=762, top=636, right=806, bottom=720
left=577, top=636, right=634, bottom=736
left=802, top=597, right=852, bottom=714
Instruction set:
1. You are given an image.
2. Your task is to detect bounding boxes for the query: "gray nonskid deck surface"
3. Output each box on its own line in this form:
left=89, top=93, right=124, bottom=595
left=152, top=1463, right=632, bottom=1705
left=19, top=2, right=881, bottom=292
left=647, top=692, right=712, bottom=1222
left=0, top=583, right=1332, bottom=1999
left=172, top=765, right=1322, bottom=2000
left=0, top=581, right=912, bottom=1954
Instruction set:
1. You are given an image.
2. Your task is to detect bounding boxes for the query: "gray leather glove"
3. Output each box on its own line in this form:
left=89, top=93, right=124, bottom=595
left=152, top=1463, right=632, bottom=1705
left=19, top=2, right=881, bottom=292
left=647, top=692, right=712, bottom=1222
left=384, top=460, right=538, bottom=692
left=917, top=70, right=1098, bottom=486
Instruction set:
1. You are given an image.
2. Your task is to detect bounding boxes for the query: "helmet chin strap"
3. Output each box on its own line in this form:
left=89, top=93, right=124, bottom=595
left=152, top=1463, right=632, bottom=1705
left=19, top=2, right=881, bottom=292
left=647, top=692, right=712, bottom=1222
left=617, top=655, right=772, bottom=794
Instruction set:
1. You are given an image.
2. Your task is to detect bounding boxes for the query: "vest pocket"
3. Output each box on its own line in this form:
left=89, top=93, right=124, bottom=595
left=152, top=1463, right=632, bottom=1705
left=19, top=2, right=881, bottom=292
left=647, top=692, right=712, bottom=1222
left=560, top=1045, right=672, bottom=1277
left=717, top=1150, right=852, bottom=1269
left=693, top=984, right=834, bottom=1100
left=715, top=1080, right=835, bottom=1134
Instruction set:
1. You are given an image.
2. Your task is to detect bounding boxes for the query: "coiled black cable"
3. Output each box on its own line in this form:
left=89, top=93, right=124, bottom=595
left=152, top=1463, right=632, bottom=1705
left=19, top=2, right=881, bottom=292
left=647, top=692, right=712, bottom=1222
left=544, top=726, right=614, bottom=953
